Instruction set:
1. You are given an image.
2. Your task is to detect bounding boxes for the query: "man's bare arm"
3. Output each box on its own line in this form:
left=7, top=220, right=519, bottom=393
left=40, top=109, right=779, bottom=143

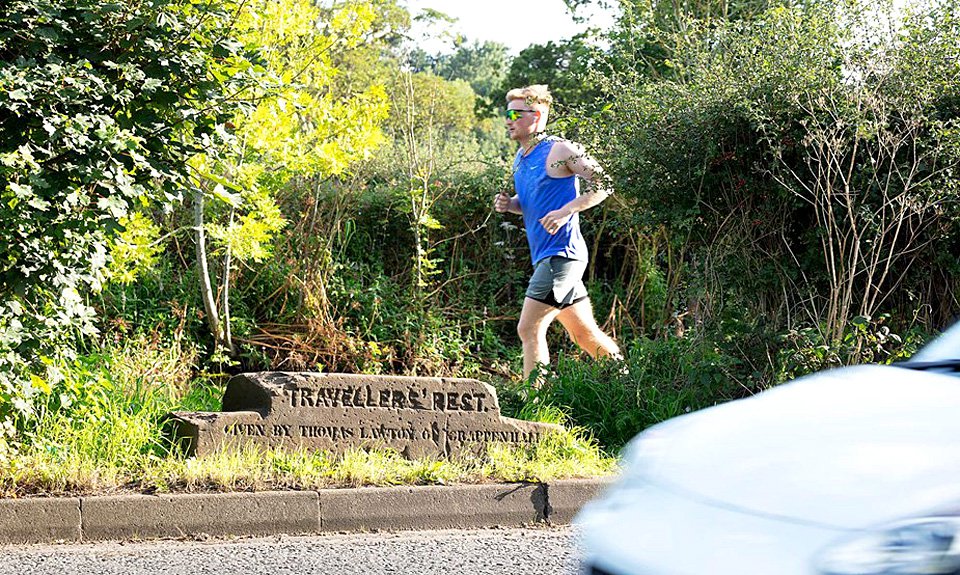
left=539, top=142, right=612, bottom=234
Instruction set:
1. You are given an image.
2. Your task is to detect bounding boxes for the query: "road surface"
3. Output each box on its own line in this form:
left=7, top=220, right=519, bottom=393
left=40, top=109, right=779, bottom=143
left=0, top=526, right=579, bottom=575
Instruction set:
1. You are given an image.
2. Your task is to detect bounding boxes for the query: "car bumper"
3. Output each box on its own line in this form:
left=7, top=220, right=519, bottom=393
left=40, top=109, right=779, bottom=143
left=575, top=479, right=851, bottom=575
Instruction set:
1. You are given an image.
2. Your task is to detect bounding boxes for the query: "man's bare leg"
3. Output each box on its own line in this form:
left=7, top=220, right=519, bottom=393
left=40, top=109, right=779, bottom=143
left=517, top=297, right=563, bottom=380
left=556, top=298, right=622, bottom=359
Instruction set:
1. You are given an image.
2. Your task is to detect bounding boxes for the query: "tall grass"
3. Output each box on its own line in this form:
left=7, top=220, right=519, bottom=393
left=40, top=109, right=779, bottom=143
left=519, top=337, right=748, bottom=451
left=0, top=339, right=616, bottom=497
left=2, top=437, right=616, bottom=497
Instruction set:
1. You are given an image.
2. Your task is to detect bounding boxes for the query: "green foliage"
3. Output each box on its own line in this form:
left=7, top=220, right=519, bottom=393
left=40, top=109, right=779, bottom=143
left=500, top=34, right=607, bottom=118
left=410, top=40, right=510, bottom=115
left=777, top=315, right=929, bottom=381
left=0, top=331, right=198, bottom=493
left=107, top=212, right=164, bottom=285
left=167, top=0, right=393, bottom=356
left=524, top=338, right=746, bottom=451
left=326, top=0, right=411, bottom=95
left=234, top=0, right=390, bottom=178
left=244, top=62, right=516, bottom=376
left=574, top=0, right=960, bottom=348
left=203, top=176, right=287, bottom=264
left=0, top=0, right=257, bottom=438
left=387, top=72, right=476, bottom=137
left=483, top=426, right=616, bottom=482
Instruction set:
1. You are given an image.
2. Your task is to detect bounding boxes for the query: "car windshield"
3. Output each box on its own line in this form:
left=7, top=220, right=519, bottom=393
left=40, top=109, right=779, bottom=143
left=905, top=320, right=960, bottom=364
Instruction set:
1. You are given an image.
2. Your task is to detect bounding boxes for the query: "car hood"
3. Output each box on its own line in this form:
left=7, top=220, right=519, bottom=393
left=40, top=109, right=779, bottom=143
left=624, top=365, right=960, bottom=529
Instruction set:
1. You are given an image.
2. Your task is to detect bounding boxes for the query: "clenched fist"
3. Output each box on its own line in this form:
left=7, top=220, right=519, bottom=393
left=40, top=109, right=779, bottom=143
left=494, top=190, right=512, bottom=213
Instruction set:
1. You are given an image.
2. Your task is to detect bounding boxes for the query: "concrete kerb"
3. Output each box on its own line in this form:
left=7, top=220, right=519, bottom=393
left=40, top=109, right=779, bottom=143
left=81, top=491, right=320, bottom=541
left=317, top=483, right=548, bottom=533
left=0, top=497, right=81, bottom=544
left=0, top=479, right=611, bottom=545
left=543, top=478, right=614, bottom=525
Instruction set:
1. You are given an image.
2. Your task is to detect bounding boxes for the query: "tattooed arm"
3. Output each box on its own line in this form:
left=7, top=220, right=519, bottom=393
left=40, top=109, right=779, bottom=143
left=539, top=141, right=612, bottom=234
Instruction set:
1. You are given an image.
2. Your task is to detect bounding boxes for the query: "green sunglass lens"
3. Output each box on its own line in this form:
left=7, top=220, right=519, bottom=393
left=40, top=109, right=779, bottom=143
left=505, top=110, right=521, bottom=120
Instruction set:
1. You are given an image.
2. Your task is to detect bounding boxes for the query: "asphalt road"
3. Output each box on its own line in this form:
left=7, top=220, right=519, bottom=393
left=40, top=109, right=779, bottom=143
left=0, top=526, right=579, bottom=575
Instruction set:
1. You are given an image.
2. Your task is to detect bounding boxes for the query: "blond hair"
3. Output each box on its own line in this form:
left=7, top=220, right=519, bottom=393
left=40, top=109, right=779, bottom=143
left=505, top=84, right=553, bottom=108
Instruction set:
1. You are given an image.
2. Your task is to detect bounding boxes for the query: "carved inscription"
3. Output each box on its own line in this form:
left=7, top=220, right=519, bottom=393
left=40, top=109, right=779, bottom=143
left=171, top=372, right=561, bottom=458
left=300, top=425, right=355, bottom=440
left=228, top=423, right=267, bottom=437
left=225, top=423, right=542, bottom=444
left=286, top=386, right=488, bottom=413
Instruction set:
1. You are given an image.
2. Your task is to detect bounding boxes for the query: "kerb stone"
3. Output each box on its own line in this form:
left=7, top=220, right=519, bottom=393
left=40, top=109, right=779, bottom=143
left=81, top=491, right=318, bottom=541
left=546, top=478, right=614, bottom=524
left=0, top=498, right=81, bottom=543
left=318, top=483, right=546, bottom=532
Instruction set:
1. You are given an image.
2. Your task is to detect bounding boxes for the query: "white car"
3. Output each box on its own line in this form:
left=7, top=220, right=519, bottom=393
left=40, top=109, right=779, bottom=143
left=576, top=321, right=960, bottom=575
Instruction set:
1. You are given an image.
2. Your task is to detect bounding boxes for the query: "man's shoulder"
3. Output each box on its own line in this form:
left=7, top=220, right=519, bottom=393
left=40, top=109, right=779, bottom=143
left=546, top=138, right=589, bottom=167
left=547, top=137, right=586, bottom=155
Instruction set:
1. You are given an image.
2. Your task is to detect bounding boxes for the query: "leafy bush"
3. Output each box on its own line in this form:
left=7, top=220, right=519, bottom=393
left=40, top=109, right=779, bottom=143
left=526, top=337, right=747, bottom=451
left=0, top=0, right=258, bottom=440
left=776, top=315, right=929, bottom=381
left=572, top=0, right=959, bottom=370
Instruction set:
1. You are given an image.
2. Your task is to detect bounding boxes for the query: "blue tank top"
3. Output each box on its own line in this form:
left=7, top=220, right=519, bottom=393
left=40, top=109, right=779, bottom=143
left=513, top=137, right=589, bottom=266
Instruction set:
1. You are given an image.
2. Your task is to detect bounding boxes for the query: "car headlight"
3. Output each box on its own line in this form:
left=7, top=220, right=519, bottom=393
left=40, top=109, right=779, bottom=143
left=817, top=517, right=960, bottom=575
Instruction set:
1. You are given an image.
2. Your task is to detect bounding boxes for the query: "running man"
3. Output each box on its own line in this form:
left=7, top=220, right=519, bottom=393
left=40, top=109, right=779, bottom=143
left=494, top=84, right=622, bottom=381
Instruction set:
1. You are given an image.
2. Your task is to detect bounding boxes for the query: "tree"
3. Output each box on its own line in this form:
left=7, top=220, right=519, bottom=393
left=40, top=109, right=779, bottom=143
left=500, top=35, right=606, bottom=117
left=421, top=41, right=511, bottom=116
left=186, top=0, right=391, bottom=357
left=0, top=0, right=258, bottom=438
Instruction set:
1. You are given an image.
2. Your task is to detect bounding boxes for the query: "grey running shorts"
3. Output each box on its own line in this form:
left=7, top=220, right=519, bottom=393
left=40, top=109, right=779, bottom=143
left=525, top=256, right=589, bottom=309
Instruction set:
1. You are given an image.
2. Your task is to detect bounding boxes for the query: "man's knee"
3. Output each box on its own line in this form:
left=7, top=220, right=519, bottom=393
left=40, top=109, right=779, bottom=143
left=519, top=312, right=556, bottom=343
left=517, top=319, right=537, bottom=343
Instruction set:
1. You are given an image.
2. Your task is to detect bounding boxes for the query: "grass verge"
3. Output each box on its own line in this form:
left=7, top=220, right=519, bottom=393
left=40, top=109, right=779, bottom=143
left=0, top=431, right=616, bottom=497
left=0, top=340, right=617, bottom=497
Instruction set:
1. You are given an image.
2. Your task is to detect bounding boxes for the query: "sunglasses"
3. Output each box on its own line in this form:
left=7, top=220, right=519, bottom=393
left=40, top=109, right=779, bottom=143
left=504, top=109, right=537, bottom=121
